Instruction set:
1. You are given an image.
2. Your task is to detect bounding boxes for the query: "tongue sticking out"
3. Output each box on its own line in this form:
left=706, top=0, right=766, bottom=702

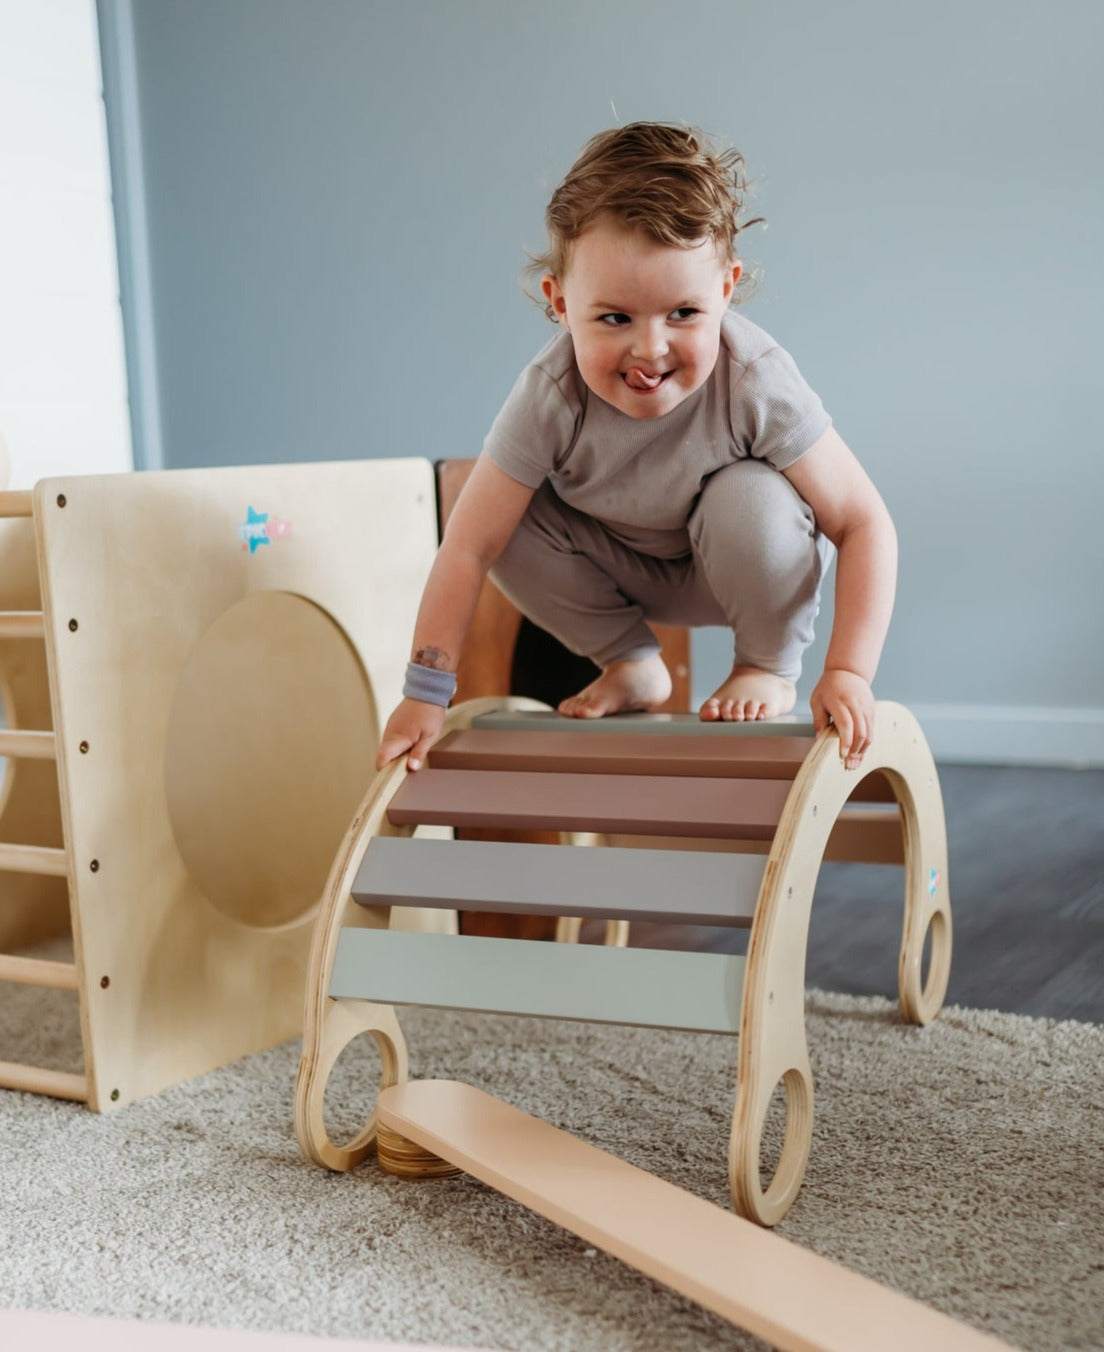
left=624, top=367, right=663, bottom=391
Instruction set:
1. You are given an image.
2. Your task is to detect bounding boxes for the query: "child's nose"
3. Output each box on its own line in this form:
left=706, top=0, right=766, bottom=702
left=630, top=321, right=670, bottom=361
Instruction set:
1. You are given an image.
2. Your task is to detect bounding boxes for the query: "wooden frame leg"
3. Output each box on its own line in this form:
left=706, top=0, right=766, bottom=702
left=295, top=697, right=548, bottom=1171
left=730, top=703, right=952, bottom=1225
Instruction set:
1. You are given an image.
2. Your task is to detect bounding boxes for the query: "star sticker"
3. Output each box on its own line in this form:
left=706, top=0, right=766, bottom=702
left=243, top=505, right=269, bottom=553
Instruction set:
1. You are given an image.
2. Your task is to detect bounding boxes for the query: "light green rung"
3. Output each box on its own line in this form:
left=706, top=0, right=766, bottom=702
left=330, top=929, right=745, bottom=1034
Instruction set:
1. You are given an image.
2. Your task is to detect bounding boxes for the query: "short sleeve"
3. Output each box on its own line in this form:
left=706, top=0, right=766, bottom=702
left=729, top=342, right=832, bottom=471
left=482, top=349, right=582, bottom=489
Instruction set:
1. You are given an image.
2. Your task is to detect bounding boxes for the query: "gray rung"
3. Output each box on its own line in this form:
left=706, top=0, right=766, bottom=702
left=354, top=837, right=763, bottom=927
left=472, top=710, right=818, bottom=737
left=330, top=929, right=744, bottom=1034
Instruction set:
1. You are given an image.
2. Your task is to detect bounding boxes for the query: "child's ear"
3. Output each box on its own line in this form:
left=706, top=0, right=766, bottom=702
left=724, top=261, right=743, bottom=302
left=541, top=274, right=569, bottom=325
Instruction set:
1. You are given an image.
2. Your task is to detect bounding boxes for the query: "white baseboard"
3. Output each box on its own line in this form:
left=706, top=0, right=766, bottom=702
left=903, top=703, right=1104, bottom=768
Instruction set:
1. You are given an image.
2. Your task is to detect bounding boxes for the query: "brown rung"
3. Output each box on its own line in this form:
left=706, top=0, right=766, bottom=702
left=388, top=769, right=792, bottom=840
left=429, top=728, right=812, bottom=779
left=0, top=490, right=33, bottom=519
left=0, top=1060, right=88, bottom=1101
left=0, top=611, right=45, bottom=640
left=0, top=842, right=69, bottom=877
left=0, top=729, right=57, bottom=760
left=0, top=954, right=79, bottom=990
left=430, top=729, right=896, bottom=802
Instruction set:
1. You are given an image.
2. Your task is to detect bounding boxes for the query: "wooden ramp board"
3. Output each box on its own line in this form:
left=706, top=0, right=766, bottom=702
left=330, top=930, right=745, bottom=1033
left=377, top=1080, right=1012, bottom=1352
left=387, top=769, right=792, bottom=840
left=352, top=836, right=764, bottom=926
left=473, top=709, right=819, bottom=736
left=0, top=1307, right=497, bottom=1352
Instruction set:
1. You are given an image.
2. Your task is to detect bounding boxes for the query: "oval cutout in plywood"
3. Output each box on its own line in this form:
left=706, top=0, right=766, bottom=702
left=163, top=591, right=377, bottom=929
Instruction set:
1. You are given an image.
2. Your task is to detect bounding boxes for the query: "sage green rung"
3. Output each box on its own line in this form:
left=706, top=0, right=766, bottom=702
left=353, top=836, right=763, bottom=927
left=472, top=710, right=818, bottom=737
left=330, top=930, right=745, bottom=1034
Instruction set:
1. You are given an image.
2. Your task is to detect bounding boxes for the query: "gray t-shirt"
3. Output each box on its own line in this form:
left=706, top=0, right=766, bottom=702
left=483, top=313, right=831, bottom=558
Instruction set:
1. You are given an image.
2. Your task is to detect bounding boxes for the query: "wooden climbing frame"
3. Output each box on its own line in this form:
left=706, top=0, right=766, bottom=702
left=293, top=698, right=986, bottom=1349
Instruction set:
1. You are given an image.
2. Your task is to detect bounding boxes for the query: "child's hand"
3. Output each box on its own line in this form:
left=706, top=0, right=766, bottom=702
left=375, top=698, right=447, bottom=772
left=810, top=669, right=875, bottom=770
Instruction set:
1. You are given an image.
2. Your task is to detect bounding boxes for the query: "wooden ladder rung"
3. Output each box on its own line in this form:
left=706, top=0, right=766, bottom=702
left=430, top=727, right=813, bottom=779
left=354, top=836, right=764, bottom=926
left=0, top=610, right=45, bottom=640
left=0, top=729, right=57, bottom=760
left=377, top=1080, right=1009, bottom=1352
left=0, top=954, right=79, bottom=990
left=0, top=1060, right=88, bottom=1102
left=0, top=490, right=33, bottom=519
left=473, top=709, right=819, bottom=737
left=387, top=769, right=792, bottom=840
left=0, top=842, right=69, bottom=877
left=331, top=930, right=745, bottom=1033
left=432, top=729, right=897, bottom=803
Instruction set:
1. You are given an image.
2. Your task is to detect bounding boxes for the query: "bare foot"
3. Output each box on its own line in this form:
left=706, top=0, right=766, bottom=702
left=699, top=666, right=796, bottom=723
left=558, top=654, right=672, bottom=719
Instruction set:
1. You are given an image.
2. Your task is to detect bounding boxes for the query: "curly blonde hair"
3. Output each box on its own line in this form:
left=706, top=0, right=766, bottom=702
left=528, top=122, right=763, bottom=317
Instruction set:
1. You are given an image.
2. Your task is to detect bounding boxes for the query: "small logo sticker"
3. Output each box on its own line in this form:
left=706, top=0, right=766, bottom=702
left=928, top=868, right=942, bottom=897
left=239, top=505, right=292, bottom=554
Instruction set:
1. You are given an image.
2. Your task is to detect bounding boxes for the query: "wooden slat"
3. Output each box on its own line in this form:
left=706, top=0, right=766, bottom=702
left=0, top=610, right=45, bottom=639
left=432, top=729, right=896, bottom=803
left=0, top=1060, right=87, bottom=1102
left=0, top=954, right=78, bottom=990
left=0, top=490, right=33, bottom=519
left=353, top=836, right=763, bottom=926
left=0, top=729, right=57, bottom=760
left=0, top=842, right=69, bottom=876
left=387, top=769, right=791, bottom=840
left=430, top=728, right=812, bottom=779
left=378, top=1080, right=1011, bottom=1352
left=330, top=930, right=745, bottom=1033
left=473, top=709, right=818, bottom=737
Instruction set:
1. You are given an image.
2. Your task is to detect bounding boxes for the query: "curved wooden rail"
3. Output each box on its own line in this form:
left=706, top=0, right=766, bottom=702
left=294, top=696, right=548, bottom=1171
left=729, top=701, right=950, bottom=1224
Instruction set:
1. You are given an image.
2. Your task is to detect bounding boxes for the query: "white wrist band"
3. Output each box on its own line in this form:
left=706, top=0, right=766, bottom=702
left=403, top=661, right=457, bottom=707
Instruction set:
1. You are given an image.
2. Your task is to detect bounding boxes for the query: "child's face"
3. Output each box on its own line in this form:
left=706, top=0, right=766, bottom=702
left=542, top=217, right=740, bottom=420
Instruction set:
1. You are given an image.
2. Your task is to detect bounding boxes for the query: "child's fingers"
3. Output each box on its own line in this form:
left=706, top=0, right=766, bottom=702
left=375, top=732, right=413, bottom=771
left=406, top=729, right=438, bottom=772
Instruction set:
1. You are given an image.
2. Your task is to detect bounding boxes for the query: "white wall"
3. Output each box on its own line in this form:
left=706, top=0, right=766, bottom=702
left=0, top=0, right=132, bottom=488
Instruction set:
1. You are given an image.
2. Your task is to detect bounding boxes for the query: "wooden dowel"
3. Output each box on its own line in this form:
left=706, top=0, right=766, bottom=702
left=0, top=954, right=78, bottom=990
left=0, top=842, right=69, bottom=877
left=0, top=1060, right=87, bottom=1102
left=0, top=490, right=33, bottom=519
left=0, top=729, right=56, bottom=760
left=0, top=611, right=45, bottom=640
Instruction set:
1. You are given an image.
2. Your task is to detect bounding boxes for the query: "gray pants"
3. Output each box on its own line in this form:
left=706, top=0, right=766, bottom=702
left=490, top=460, right=833, bottom=682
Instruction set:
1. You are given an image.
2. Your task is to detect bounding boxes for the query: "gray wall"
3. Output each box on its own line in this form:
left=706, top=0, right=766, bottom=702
left=99, top=0, right=1104, bottom=764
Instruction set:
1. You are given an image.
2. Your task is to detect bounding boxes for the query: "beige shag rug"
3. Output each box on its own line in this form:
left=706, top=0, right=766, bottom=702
left=0, top=956, right=1101, bottom=1352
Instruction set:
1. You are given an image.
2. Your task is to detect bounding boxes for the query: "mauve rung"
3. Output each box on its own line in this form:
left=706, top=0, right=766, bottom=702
left=353, top=836, right=763, bottom=926
left=387, top=769, right=791, bottom=840
left=472, top=710, right=818, bottom=737
left=428, top=728, right=812, bottom=780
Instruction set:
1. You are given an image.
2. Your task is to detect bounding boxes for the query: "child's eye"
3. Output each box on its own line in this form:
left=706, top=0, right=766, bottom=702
left=598, top=313, right=631, bottom=326
left=670, top=307, right=700, bottom=321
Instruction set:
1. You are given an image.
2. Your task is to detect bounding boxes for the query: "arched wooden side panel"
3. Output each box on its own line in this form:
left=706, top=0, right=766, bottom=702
left=295, top=696, right=549, bottom=1171
left=729, top=703, right=951, bottom=1224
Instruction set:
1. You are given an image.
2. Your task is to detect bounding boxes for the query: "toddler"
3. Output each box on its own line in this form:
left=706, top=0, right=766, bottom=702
left=378, top=122, right=896, bottom=772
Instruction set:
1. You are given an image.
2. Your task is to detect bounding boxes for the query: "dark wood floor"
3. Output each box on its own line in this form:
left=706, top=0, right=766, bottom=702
left=616, top=763, right=1104, bottom=1024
